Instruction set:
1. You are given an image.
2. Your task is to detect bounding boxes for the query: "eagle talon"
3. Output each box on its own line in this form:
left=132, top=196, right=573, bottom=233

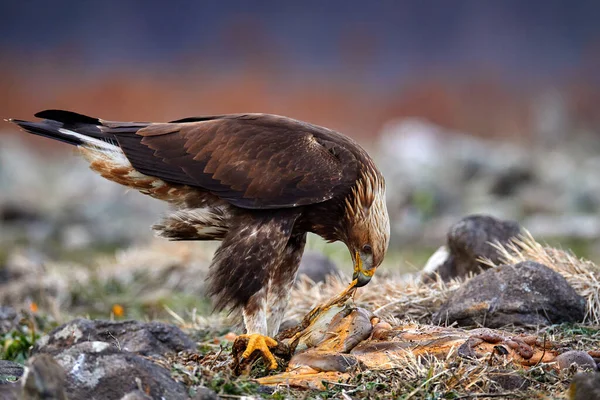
left=236, top=333, right=279, bottom=370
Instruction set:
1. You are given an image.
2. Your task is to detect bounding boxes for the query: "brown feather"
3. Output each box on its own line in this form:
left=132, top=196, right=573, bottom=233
left=117, top=114, right=359, bottom=209
left=11, top=110, right=390, bottom=338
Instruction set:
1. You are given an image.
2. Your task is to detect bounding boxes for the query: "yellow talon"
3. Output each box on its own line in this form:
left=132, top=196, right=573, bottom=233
left=238, top=333, right=279, bottom=370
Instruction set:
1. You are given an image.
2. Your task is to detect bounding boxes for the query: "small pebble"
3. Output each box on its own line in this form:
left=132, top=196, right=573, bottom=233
left=556, top=351, right=597, bottom=370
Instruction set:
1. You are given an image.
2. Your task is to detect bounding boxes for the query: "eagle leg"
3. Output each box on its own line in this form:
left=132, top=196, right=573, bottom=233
left=206, top=212, right=302, bottom=372
left=233, top=231, right=306, bottom=372
left=235, top=333, right=279, bottom=370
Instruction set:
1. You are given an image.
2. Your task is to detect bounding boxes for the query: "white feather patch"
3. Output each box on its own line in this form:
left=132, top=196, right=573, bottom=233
left=58, top=128, right=117, bottom=151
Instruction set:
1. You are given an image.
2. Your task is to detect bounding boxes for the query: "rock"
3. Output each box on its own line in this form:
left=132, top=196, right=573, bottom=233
left=0, top=306, right=18, bottom=335
left=0, top=360, right=24, bottom=383
left=191, top=386, right=219, bottom=400
left=433, top=261, right=586, bottom=328
left=0, top=383, right=20, bottom=400
left=120, top=391, right=153, bottom=400
left=51, top=341, right=188, bottom=400
left=33, top=318, right=196, bottom=358
left=0, top=203, right=41, bottom=223
left=296, top=251, right=339, bottom=284
left=425, top=215, right=522, bottom=281
left=490, top=167, right=534, bottom=197
left=488, top=370, right=530, bottom=391
left=0, top=359, right=23, bottom=399
left=569, top=372, right=600, bottom=400
left=556, top=351, right=598, bottom=371
left=31, top=319, right=196, bottom=400
left=22, top=354, right=68, bottom=400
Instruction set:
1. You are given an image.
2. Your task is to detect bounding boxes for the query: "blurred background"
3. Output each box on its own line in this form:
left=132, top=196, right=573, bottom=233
left=2, top=0, right=600, bottom=318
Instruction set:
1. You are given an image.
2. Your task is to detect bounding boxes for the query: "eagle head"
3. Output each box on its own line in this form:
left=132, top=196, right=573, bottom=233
left=343, top=170, right=390, bottom=287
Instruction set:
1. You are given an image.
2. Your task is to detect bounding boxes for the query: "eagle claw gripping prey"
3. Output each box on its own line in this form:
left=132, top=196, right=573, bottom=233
left=235, top=333, right=279, bottom=370
left=11, top=110, right=390, bottom=370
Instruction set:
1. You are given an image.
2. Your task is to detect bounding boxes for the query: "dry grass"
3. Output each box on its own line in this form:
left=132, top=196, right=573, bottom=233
left=288, top=270, right=460, bottom=326
left=212, top=233, right=600, bottom=398
left=3, top=232, right=599, bottom=398
left=289, top=230, right=600, bottom=330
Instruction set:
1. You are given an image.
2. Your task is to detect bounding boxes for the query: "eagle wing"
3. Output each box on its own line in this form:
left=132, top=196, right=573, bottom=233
left=108, top=114, right=359, bottom=209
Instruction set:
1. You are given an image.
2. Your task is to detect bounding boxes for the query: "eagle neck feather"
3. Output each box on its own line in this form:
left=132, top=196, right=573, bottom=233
left=343, top=162, right=384, bottom=224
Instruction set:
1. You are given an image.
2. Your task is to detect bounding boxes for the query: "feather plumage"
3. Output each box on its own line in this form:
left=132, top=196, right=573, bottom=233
left=11, top=110, right=390, bottom=339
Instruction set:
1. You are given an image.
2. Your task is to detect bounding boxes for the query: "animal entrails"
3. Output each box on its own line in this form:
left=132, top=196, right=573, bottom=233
left=10, top=110, right=390, bottom=369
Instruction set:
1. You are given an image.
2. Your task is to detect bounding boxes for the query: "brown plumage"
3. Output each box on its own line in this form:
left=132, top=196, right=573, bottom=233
left=10, top=110, right=390, bottom=368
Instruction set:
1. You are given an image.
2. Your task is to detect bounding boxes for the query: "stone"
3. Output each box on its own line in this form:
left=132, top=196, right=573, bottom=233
left=296, top=251, right=340, bottom=284
left=0, top=203, right=41, bottom=224
left=191, top=386, right=219, bottom=400
left=433, top=261, right=586, bottom=328
left=489, top=166, right=534, bottom=197
left=120, top=391, right=153, bottom=400
left=556, top=351, right=598, bottom=371
left=424, top=214, right=522, bottom=281
left=0, top=306, right=18, bottom=335
left=22, top=354, right=68, bottom=400
left=33, top=318, right=196, bottom=358
left=50, top=341, right=188, bottom=400
left=569, top=372, right=600, bottom=400
left=0, top=360, right=24, bottom=383
left=0, top=383, right=20, bottom=400
left=488, top=370, right=530, bottom=391
left=31, top=319, right=196, bottom=400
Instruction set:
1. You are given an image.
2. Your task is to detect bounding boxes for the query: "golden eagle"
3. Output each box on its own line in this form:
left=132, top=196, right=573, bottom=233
left=10, top=110, right=390, bottom=368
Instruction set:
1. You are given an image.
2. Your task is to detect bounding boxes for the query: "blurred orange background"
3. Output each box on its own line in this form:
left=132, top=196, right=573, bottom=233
left=2, top=1, right=600, bottom=147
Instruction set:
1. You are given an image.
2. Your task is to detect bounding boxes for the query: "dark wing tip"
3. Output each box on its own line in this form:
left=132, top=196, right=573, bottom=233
left=34, top=109, right=100, bottom=125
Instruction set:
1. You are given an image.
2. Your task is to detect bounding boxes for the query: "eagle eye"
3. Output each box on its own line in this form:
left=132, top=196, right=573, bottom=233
left=362, top=244, right=372, bottom=254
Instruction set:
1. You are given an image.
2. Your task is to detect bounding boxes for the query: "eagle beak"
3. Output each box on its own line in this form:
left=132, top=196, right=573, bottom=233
left=352, top=250, right=375, bottom=287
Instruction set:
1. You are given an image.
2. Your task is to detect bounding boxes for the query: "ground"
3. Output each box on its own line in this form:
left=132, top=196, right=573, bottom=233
left=1, top=235, right=599, bottom=399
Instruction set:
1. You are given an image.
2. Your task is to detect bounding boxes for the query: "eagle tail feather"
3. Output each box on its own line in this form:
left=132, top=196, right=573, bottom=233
left=10, top=111, right=119, bottom=151
left=10, top=119, right=84, bottom=146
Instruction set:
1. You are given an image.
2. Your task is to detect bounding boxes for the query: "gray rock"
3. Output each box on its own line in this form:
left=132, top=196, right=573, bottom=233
left=30, top=319, right=196, bottom=400
left=120, top=391, right=153, bottom=400
left=490, top=166, right=534, bottom=197
left=52, top=341, right=188, bottom=400
left=0, top=383, right=20, bottom=400
left=33, top=318, right=196, bottom=358
left=427, top=214, right=522, bottom=281
left=0, top=360, right=24, bottom=383
left=0, top=306, right=18, bottom=335
left=570, top=372, right=600, bottom=400
left=0, top=203, right=41, bottom=224
left=433, top=261, right=586, bottom=328
left=556, top=351, right=598, bottom=371
left=22, top=354, right=68, bottom=400
left=488, top=370, right=530, bottom=391
left=191, top=386, right=219, bottom=400
left=296, top=251, right=339, bottom=284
